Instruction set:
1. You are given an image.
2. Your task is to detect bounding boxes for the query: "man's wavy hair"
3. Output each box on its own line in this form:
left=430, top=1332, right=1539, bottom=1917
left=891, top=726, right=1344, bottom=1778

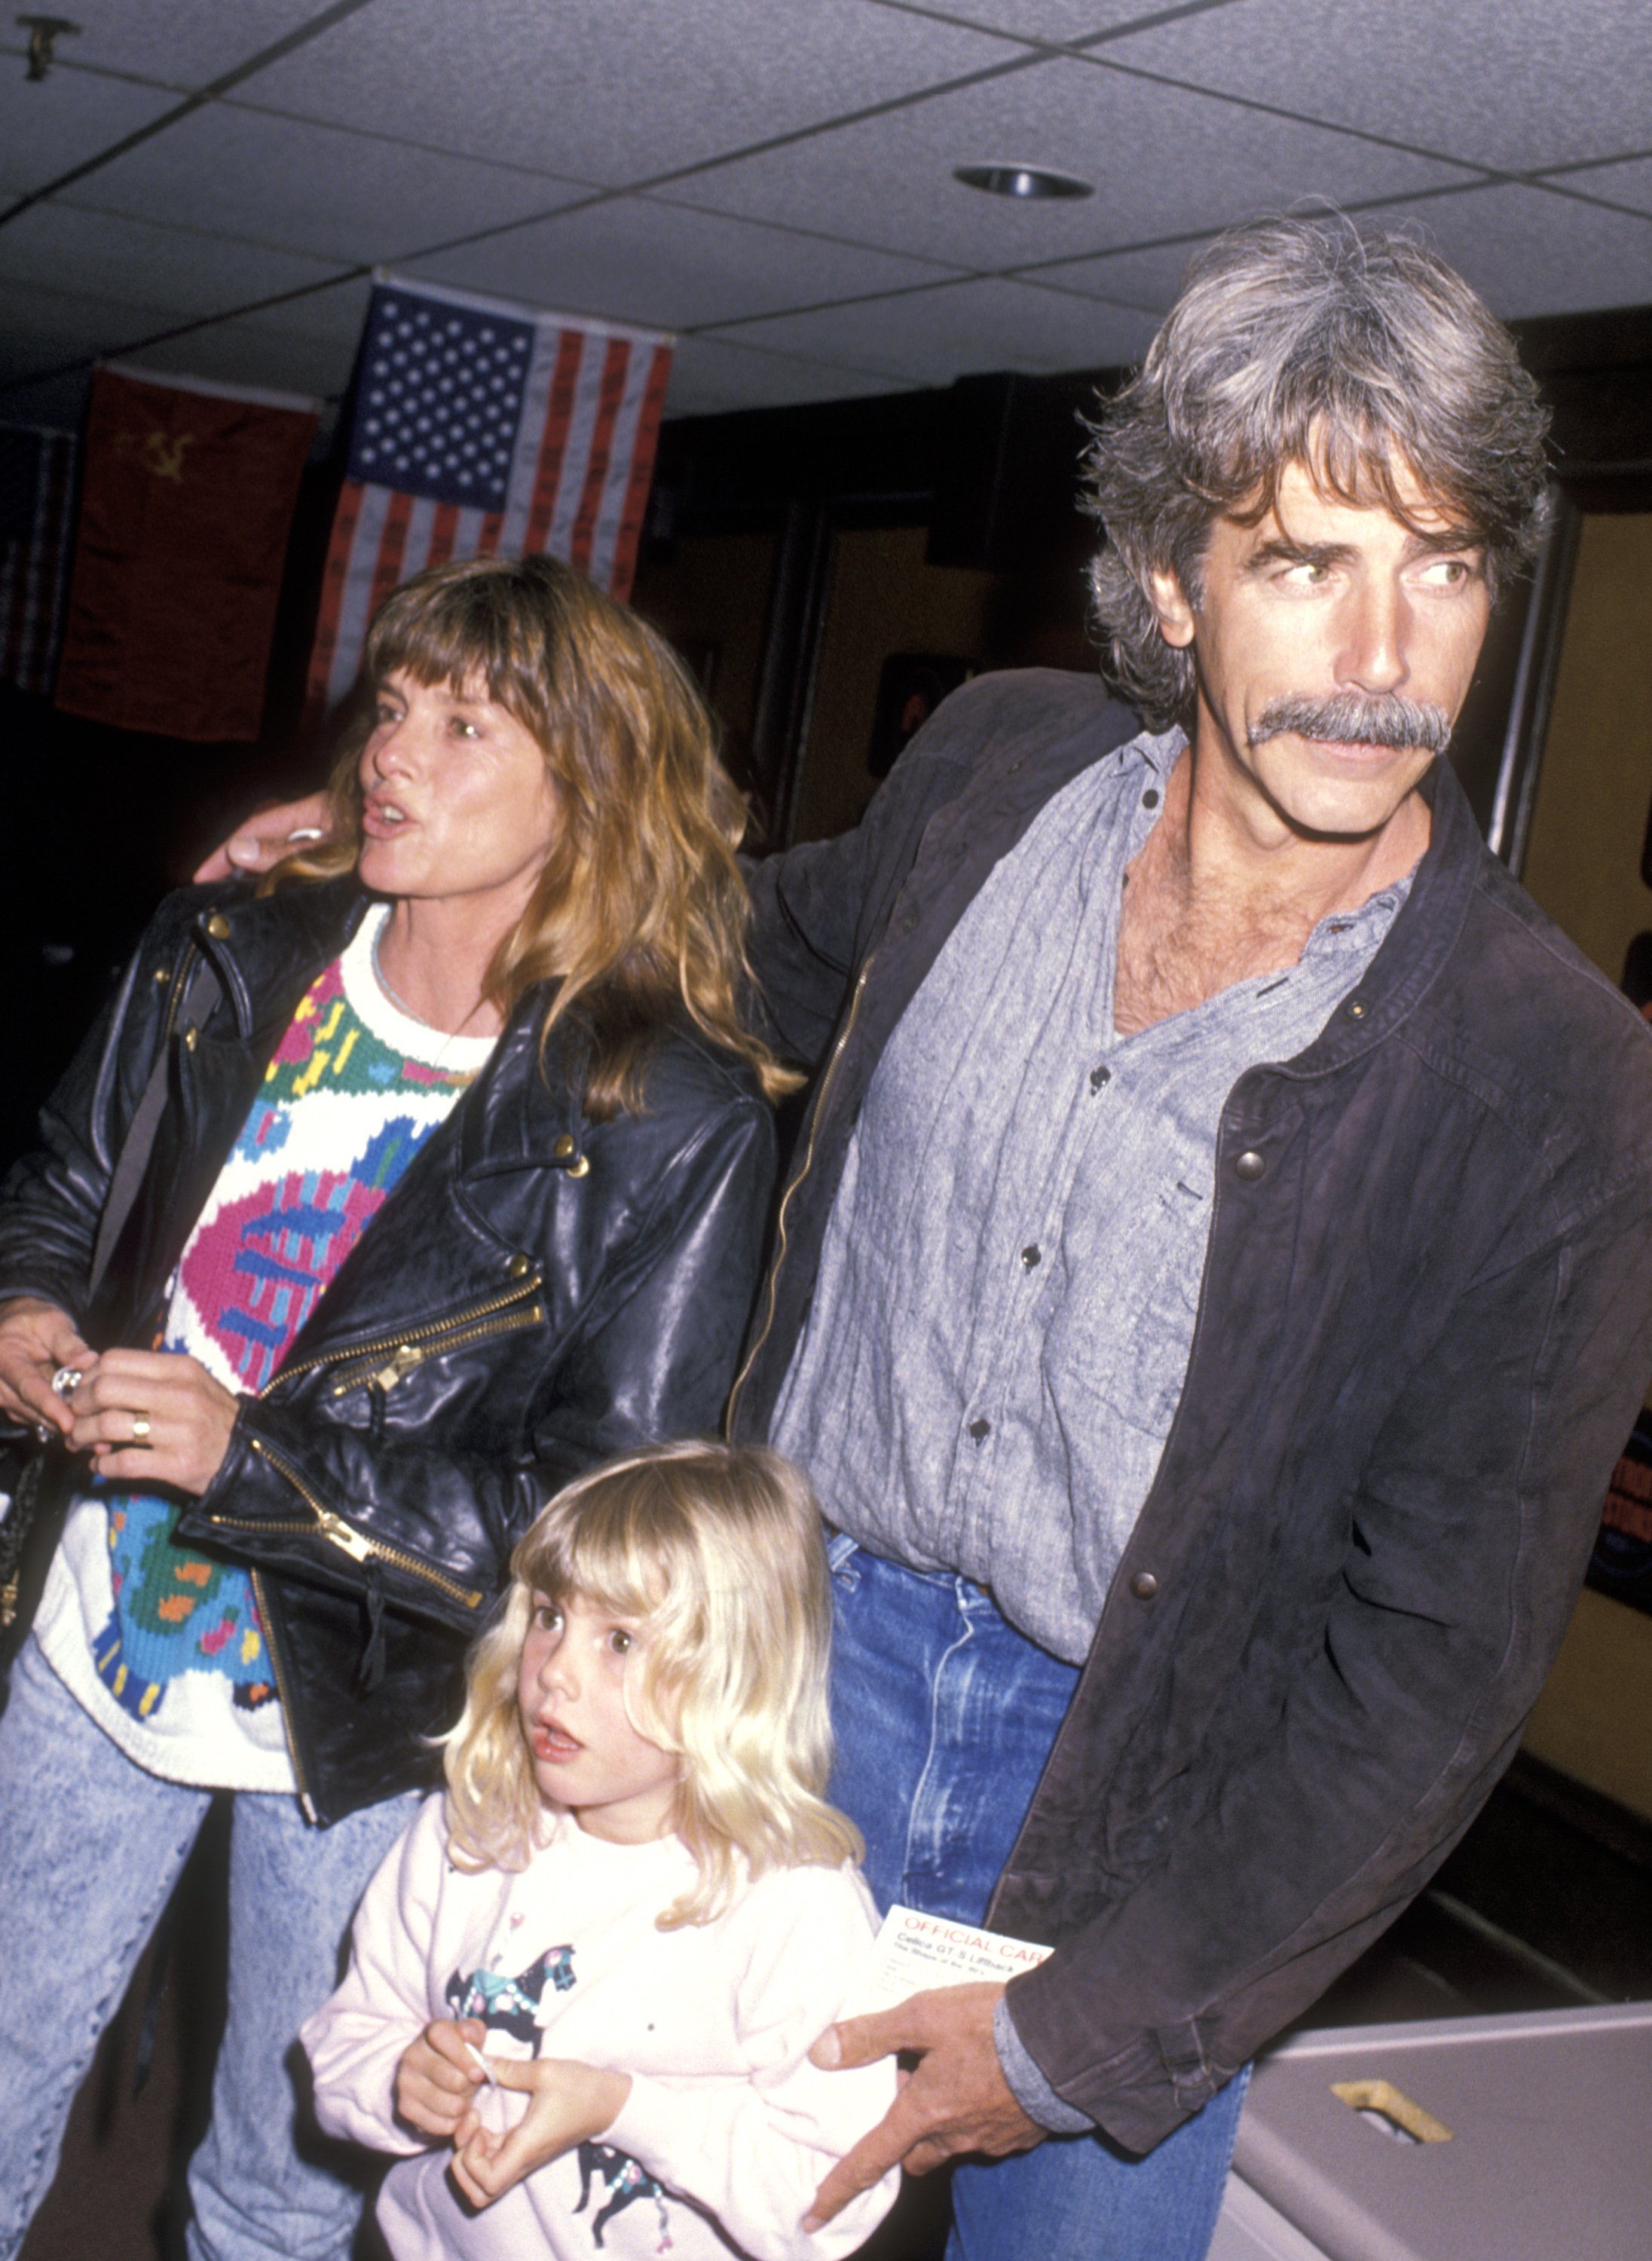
left=268, top=553, right=798, bottom=1118
left=1084, top=214, right=1552, bottom=727
left=442, top=1441, right=861, bottom=1929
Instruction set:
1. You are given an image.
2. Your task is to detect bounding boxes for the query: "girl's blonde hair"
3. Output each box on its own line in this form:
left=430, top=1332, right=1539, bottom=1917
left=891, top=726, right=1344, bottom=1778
left=442, top=1441, right=861, bottom=1927
left=265, top=553, right=798, bottom=1118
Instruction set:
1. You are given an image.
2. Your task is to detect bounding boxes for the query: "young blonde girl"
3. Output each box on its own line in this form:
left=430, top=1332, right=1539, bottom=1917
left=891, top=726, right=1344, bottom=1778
left=301, top=1443, right=898, bottom=2261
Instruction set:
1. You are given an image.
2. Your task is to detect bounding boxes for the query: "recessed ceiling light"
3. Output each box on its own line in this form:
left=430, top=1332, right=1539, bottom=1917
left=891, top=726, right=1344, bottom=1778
left=953, top=164, right=1094, bottom=201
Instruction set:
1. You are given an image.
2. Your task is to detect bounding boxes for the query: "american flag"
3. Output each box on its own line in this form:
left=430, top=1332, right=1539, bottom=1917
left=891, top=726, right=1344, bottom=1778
left=307, top=275, right=673, bottom=719
left=0, top=424, right=77, bottom=698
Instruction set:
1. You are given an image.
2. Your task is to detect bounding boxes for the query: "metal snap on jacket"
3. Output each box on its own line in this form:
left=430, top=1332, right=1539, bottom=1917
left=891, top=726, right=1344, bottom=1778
left=1348, top=999, right=1368, bottom=1019
left=968, top=1416, right=991, bottom=1441
left=1130, top=1571, right=1159, bottom=1601
left=508, top=1253, right=532, bottom=1277
left=1020, top=1244, right=1042, bottom=1268
left=1234, top=1149, right=1265, bottom=1181
left=204, top=912, right=231, bottom=941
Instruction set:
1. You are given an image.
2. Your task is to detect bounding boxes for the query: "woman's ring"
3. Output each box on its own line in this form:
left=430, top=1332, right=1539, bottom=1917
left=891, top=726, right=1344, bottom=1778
left=131, top=1412, right=151, bottom=1443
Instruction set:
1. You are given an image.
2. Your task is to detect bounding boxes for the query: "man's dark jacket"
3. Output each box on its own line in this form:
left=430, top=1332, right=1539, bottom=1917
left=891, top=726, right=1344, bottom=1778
left=730, top=669, right=1652, bottom=2152
left=0, top=877, right=774, bottom=1825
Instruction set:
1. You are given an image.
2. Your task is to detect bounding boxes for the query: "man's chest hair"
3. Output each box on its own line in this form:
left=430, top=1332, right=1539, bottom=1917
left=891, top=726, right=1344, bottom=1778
left=1113, top=839, right=1319, bottom=1036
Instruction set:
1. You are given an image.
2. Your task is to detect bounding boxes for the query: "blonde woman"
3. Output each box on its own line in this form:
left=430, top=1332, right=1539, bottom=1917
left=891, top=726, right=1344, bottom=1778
left=302, top=1442, right=899, bottom=2261
left=0, top=556, right=785, bottom=2261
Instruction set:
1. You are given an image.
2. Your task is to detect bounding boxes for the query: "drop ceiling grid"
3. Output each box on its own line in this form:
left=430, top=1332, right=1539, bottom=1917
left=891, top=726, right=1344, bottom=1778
left=0, top=0, right=1649, bottom=417
left=57, top=103, right=596, bottom=268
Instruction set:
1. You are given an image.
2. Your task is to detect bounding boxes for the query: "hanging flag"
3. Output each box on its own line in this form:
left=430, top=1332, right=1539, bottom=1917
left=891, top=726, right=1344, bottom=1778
left=306, top=274, right=674, bottom=720
left=54, top=365, right=318, bottom=742
left=0, top=424, right=77, bottom=698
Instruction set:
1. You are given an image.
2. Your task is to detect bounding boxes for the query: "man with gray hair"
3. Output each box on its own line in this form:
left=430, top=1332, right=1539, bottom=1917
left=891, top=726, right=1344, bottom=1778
left=210, top=217, right=1652, bottom=2261
left=735, top=214, right=1652, bottom=2259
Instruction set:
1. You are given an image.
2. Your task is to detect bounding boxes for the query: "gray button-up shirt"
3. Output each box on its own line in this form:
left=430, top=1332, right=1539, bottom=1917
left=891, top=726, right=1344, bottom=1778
left=772, top=727, right=1411, bottom=1663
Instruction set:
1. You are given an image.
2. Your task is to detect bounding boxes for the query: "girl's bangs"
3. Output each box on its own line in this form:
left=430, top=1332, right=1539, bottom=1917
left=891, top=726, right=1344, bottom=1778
left=515, top=1501, right=675, bottom=1626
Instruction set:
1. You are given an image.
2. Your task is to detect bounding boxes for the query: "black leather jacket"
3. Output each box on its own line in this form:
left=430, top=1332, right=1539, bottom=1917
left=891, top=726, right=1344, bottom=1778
left=733, top=669, right=1652, bottom=2150
left=0, top=877, right=775, bottom=1824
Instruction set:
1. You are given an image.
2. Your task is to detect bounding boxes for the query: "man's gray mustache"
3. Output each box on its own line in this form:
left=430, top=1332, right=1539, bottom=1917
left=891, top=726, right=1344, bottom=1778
left=1248, top=693, right=1453, bottom=756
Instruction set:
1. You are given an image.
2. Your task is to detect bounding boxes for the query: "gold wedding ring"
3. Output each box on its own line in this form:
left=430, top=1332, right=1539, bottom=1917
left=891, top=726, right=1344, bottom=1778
left=130, top=1412, right=151, bottom=1443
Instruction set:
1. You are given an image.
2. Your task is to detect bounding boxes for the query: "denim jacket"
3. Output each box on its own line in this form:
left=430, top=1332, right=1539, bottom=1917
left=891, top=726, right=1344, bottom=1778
left=731, top=669, right=1652, bottom=2151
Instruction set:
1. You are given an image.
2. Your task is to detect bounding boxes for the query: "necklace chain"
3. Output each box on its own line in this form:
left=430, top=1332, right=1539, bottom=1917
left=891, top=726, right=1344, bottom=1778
left=370, top=916, right=488, bottom=1052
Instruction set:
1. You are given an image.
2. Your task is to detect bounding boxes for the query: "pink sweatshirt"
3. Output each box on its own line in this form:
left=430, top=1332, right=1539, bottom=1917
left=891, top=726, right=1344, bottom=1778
left=301, top=1794, right=900, bottom=2261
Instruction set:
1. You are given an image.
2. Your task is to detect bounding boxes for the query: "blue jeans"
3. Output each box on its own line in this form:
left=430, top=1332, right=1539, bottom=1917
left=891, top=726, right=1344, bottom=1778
left=826, top=1540, right=1246, bottom=2261
left=0, top=1634, right=419, bottom=2261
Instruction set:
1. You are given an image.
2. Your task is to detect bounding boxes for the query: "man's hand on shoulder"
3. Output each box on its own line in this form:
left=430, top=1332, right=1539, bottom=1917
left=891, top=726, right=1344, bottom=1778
left=192, top=791, right=332, bottom=882
left=802, top=1981, right=1041, bottom=2231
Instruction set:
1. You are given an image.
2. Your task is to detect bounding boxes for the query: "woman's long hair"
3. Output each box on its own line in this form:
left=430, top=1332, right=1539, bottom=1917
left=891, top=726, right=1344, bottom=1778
left=442, top=1442, right=861, bottom=1929
left=268, top=555, right=797, bottom=1116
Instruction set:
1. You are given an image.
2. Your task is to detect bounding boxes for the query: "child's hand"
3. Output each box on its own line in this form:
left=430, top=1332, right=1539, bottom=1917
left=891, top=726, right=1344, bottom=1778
left=451, top=2057, right=632, bottom=2209
left=396, top=2018, right=488, bottom=2139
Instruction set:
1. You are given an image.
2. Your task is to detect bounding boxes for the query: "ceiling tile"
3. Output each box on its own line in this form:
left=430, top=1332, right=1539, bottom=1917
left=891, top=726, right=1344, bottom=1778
left=236, top=268, right=373, bottom=334
left=405, top=197, right=959, bottom=331
left=0, top=203, right=352, bottom=324
left=1036, top=234, right=1214, bottom=311
left=5, top=2, right=329, bottom=89
left=66, top=103, right=588, bottom=265
left=1107, top=0, right=1652, bottom=176
left=1330, top=185, right=1652, bottom=322
left=237, top=0, right=1015, bottom=185
left=665, top=334, right=910, bottom=417
left=121, top=320, right=352, bottom=402
left=1560, top=156, right=1652, bottom=221
left=665, top=54, right=1473, bottom=269
left=715, top=275, right=1157, bottom=384
left=0, top=67, right=176, bottom=203
left=900, top=2, right=1164, bottom=36
left=0, top=275, right=204, bottom=381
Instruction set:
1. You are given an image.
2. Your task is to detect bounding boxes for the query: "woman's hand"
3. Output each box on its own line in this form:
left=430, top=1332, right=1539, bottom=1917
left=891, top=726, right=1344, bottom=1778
left=396, top=2018, right=488, bottom=2141
left=451, top=2054, right=632, bottom=2209
left=0, top=1297, right=95, bottom=1436
left=69, top=1348, right=240, bottom=1492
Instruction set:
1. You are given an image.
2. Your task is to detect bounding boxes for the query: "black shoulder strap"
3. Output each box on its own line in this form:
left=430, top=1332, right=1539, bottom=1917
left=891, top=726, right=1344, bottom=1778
left=87, top=954, right=222, bottom=1301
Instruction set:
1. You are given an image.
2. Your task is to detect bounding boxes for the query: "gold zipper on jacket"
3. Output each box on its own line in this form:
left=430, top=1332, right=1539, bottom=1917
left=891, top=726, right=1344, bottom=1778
left=257, top=1272, right=546, bottom=1402
left=250, top=1566, right=318, bottom=1825
left=213, top=1437, right=484, bottom=1611
left=326, top=1302, right=545, bottom=1400
left=726, top=953, right=876, bottom=1432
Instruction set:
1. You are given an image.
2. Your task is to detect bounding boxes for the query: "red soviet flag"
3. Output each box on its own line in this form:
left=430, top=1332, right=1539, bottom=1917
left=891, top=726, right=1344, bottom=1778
left=54, top=365, right=317, bottom=742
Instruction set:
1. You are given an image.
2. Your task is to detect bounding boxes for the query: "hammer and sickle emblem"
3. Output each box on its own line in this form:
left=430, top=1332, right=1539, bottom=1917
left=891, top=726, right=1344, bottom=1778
left=143, top=430, right=194, bottom=483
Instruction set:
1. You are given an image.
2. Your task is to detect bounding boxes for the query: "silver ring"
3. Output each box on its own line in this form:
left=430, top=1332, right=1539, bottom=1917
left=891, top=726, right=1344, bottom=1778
left=130, top=1412, right=151, bottom=1443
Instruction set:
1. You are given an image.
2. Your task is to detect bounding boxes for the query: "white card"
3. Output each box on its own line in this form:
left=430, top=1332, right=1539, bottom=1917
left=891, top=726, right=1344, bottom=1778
left=849, top=1904, right=1054, bottom=2016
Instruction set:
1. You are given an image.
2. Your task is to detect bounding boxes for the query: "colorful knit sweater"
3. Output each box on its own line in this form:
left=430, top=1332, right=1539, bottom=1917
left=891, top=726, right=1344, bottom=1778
left=35, top=907, right=494, bottom=1792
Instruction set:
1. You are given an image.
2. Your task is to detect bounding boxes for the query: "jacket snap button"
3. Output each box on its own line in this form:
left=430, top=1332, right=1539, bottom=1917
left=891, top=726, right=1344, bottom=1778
left=1348, top=1000, right=1367, bottom=1020
left=1130, top=1571, right=1159, bottom=1601
left=204, top=911, right=231, bottom=941
left=1234, top=1149, right=1265, bottom=1181
left=567, top=1155, right=591, bottom=1179
left=1020, top=1244, right=1041, bottom=1268
left=183, top=1024, right=199, bottom=1051
left=968, top=1416, right=991, bottom=1442
left=553, top=1134, right=577, bottom=1159
left=508, top=1253, right=531, bottom=1277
